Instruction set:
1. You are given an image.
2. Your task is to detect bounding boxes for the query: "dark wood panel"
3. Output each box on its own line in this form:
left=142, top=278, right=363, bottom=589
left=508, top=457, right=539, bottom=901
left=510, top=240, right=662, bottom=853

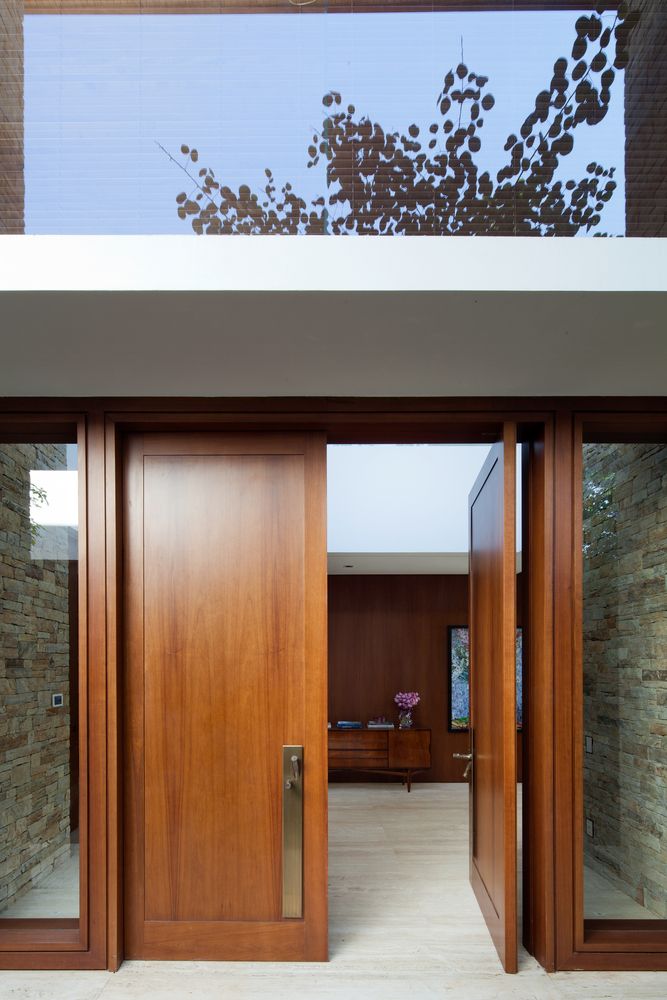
left=521, top=427, right=556, bottom=972
left=328, top=576, right=468, bottom=783
left=328, top=575, right=522, bottom=783
left=328, top=731, right=388, bottom=750
left=388, top=730, right=430, bottom=769
left=328, top=752, right=388, bottom=769
left=468, top=428, right=517, bottom=974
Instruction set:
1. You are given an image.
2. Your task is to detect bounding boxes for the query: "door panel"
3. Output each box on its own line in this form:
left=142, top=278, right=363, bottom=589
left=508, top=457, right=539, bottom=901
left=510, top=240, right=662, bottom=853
left=468, top=426, right=517, bottom=973
left=123, top=433, right=327, bottom=961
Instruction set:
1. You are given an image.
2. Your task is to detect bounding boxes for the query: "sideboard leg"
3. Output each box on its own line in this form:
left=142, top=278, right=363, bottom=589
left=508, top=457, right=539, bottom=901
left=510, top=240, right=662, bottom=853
left=406, top=770, right=412, bottom=793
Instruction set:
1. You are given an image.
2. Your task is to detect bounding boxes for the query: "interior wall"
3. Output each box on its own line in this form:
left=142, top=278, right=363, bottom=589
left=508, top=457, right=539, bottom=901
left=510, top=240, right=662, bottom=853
left=328, top=574, right=470, bottom=782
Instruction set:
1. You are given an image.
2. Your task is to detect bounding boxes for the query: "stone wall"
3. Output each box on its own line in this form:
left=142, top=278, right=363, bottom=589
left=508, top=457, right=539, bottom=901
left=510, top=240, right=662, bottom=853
left=582, top=443, right=667, bottom=917
left=0, top=444, right=72, bottom=913
left=625, top=0, right=667, bottom=236
left=0, top=0, right=24, bottom=234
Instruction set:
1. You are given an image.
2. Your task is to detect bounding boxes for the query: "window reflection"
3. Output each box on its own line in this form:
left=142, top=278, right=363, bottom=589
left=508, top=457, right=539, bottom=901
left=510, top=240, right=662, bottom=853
left=582, top=442, right=667, bottom=920
left=0, top=443, right=79, bottom=920
left=21, top=9, right=635, bottom=235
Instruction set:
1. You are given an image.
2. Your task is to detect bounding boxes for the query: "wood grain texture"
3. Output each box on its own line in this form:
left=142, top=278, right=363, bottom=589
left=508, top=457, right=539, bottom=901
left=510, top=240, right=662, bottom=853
left=468, top=426, right=517, bottom=974
left=328, top=575, right=522, bottom=784
left=328, top=576, right=470, bottom=783
left=123, top=432, right=327, bottom=960
left=327, top=729, right=431, bottom=772
left=520, top=427, right=557, bottom=972
left=388, top=729, right=430, bottom=769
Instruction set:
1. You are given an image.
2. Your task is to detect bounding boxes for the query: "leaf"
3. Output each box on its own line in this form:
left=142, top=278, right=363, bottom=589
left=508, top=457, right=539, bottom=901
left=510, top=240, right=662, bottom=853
left=572, top=36, right=587, bottom=60
left=481, top=94, right=495, bottom=111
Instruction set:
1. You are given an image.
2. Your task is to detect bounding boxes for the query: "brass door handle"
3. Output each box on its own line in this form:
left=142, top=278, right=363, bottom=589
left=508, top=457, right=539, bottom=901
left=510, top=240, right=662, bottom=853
left=453, top=752, right=473, bottom=779
left=285, top=754, right=301, bottom=789
left=283, top=746, right=303, bottom=918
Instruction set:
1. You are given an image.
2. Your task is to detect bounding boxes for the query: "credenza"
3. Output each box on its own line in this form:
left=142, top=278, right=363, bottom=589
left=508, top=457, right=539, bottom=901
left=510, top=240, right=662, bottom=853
left=328, top=728, right=431, bottom=792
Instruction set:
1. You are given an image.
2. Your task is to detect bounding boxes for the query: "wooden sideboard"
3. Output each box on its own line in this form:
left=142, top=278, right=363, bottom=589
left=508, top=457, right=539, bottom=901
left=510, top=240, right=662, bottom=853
left=328, top=728, right=431, bottom=791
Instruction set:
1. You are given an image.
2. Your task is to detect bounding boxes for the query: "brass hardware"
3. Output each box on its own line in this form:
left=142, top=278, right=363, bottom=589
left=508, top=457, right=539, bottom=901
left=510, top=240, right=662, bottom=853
left=282, top=745, right=303, bottom=918
left=453, top=752, right=473, bottom=780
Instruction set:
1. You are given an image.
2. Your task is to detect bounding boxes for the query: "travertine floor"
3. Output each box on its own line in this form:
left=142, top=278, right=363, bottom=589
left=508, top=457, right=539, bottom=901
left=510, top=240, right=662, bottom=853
left=1, top=783, right=665, bottom=999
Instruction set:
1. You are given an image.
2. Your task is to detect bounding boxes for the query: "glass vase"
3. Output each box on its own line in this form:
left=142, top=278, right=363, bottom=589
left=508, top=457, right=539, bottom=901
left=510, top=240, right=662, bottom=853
left=398, top=710, right=413, bottom=729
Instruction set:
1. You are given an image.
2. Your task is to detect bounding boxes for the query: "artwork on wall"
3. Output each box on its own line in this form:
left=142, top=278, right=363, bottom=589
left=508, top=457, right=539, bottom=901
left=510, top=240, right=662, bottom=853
left=448, top=626, right=522, bottom=733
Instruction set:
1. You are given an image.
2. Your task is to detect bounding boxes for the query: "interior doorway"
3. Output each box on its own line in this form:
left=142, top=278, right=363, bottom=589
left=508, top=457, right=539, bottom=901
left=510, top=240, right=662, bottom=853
left=325, top=440, right=524, bottom=973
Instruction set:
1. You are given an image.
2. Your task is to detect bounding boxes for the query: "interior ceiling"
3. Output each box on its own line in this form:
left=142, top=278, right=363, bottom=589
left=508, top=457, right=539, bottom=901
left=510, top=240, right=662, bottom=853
left=0, top=290, right=665, bottom=397
left=327, top=552, right=470, bottom=575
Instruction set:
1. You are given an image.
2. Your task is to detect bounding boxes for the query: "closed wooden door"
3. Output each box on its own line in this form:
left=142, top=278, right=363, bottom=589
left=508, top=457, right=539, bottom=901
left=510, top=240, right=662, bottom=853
left=123, top=433, right=327, bottom=961
left=468, top=426, right=518, bottom=973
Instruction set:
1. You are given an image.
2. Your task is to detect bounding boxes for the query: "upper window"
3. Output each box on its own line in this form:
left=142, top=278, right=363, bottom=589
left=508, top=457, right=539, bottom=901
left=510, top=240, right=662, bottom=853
left=5, top=3, right=665, bottom=235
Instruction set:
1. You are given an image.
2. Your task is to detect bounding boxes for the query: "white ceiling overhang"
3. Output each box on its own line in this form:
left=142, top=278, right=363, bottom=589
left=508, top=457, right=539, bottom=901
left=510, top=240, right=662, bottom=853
left=0, top=236, right=665, bottom=397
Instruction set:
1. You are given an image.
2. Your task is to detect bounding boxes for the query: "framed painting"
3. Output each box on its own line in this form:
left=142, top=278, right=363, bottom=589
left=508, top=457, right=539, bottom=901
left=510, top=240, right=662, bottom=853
left=448, top=626, right=522, bottom=733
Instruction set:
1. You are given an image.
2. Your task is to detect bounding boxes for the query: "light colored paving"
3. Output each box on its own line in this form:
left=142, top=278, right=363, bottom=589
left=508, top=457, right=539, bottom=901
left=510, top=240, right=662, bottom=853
left=1, top=783, right=664, bottom=999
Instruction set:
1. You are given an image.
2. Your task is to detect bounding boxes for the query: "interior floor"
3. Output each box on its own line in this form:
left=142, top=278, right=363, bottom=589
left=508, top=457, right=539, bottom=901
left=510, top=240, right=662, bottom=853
left=1, top=784, right=665, bottom=998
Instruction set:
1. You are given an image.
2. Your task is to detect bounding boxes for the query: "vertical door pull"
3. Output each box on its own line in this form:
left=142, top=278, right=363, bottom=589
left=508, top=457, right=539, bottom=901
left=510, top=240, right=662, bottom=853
left=282, top=745, right=304, bottom=918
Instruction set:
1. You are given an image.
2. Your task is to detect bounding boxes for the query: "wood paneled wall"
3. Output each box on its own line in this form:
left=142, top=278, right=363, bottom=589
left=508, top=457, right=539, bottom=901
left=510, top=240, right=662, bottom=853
left=328, top=574, right=522, bottom=783
left=328, top=575, right=471, bottom=783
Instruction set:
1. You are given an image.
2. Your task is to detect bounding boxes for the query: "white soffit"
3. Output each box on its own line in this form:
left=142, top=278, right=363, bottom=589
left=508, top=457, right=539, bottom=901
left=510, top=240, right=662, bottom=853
left=0, top=235, right=665, bottom=292
left=0, top=236, right=666, bottom=397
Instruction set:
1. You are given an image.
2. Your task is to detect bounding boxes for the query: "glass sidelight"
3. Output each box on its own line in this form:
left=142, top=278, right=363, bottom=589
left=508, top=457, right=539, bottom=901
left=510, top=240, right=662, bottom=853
left=0, top=440, right=80, bottom=922
left=581, top=441, right=667, bottom=922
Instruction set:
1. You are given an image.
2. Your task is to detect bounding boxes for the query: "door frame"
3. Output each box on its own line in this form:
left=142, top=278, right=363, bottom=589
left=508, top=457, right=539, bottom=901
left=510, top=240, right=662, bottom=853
left=3, top=396, right=667, bottom=972
left=101, top=402, right=554, bottom=971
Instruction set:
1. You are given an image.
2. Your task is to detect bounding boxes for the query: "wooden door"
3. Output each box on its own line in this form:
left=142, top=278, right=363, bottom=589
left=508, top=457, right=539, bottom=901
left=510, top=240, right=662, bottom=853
left=123, top=432, right=327, bottom=961
left=468, top=426, right=518, bottom=973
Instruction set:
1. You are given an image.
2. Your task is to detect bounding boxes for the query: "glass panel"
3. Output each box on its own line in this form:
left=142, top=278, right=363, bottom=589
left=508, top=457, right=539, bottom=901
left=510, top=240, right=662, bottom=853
left=0, top=4, right=662, bottom=235
left=582, top=442, right=667, bottom=920
left=0, top=442, right=80, bottom=920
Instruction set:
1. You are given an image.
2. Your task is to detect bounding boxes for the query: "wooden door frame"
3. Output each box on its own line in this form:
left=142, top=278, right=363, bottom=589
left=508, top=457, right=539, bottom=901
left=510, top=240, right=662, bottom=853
left=553, top=410, right=667, bottom=972
left=101, top=401, right=555, bottom=972
left=1, top=395, right=666, bottom=972
left=0, top=413, right=107, bottom=970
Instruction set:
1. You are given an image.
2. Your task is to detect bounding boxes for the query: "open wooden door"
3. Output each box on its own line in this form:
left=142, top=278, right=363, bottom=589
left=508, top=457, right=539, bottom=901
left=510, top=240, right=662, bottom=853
left=467, top=425, right=518, bottom=973
left=123, top=432, right=327, bottom=961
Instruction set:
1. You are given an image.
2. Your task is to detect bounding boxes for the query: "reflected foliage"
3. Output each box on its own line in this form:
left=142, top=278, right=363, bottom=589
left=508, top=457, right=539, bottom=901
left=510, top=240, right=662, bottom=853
left=173, top=3, right=639, bottom=236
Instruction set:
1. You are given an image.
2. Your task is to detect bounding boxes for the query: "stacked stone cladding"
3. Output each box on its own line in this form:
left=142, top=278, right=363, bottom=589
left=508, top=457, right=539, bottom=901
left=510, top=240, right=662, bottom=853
left=582, top=442, right=667, bottom=917
left=0, top=444, right=72, bottom=913
left=625, top=0, right=667, bottom=236
left=0, top=0, right=24, bottom=234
